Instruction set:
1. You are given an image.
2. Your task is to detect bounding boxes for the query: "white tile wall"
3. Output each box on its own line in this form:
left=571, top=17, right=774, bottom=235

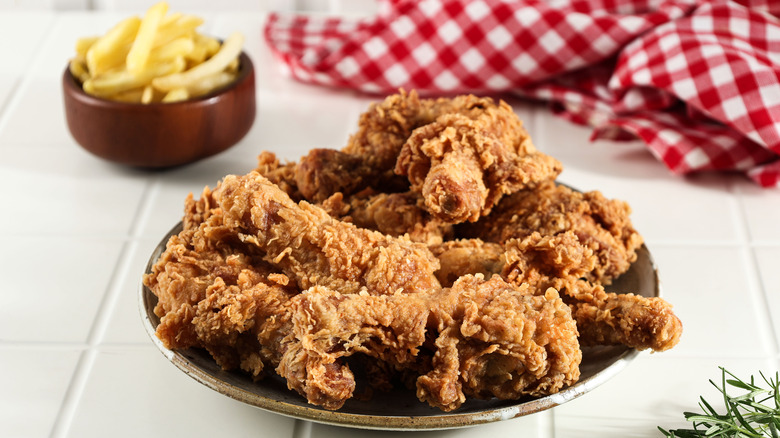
left=0, top=8, right=778, bottom=438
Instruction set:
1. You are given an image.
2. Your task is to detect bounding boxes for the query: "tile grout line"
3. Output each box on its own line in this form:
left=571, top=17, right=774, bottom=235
left=291, top=419, right=312, bottom=438
left=539, top=409, right=555, bottom=438
left=0, top=77, right=22, bottom=136
left=731, top=183, right=780, bottom=356
left=48, top=241, right=137, bottom=438
left=128, top=176, right=162, bottom=239
left=47, top=349, right=98, bottom=438
left=48, top=177, right=159, bottom=438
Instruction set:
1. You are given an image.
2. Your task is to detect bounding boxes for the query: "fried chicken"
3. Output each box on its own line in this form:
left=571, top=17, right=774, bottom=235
left=429, top=238, right=505, bottom=287
left=321, top=190, right=452, bottom=245
left=212, top=172, right=441, bottom=296
left=501, top=233, right=682, bottom=352
left=295, top=91, right=559, bottom=211
left=144, top=90, right=683, bottom=413
left=144, top=189, right=298, bottom=378
left=461, top=180, right=643, bottom=285
left=278, top=274, right=580, bottom=411
left=564, top=280, right=682, bottom=352
left=254, top=151, right=302, bottom=201
left=343, top=89, right=438, bottom=174
left=294, top=148, right=409, bottom=203
left=396, top=111, right=562, bottom=224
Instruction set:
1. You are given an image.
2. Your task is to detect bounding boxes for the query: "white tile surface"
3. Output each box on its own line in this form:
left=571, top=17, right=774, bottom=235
left=738, top=182, right=780, bottom=243
left=0, top=12, right=55, bottom=75
left=0, top=75, right=20, bottom=117
left=754, top=247, right=780, bottom=348
left=98, top=239, right=158, bottom=345
left=0, top=146, right=148, bottom=237
left=0, top=79, right=72, bottom=147
left=648, top=245, right=774, bottom=357
left=65, top=348, right=297, bottom=437
left=0, top=348, right=81, bottom=438
left=0, top=236, right=125, bottom=343
left=1, top=10, right=778, bottom=438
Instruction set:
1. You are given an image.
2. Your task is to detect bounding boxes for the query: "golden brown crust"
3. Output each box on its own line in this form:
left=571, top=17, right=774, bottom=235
left=212, top=172, right=442, bottom=296
left=321, top=190, right=453, bottom=245
left=462, top=180, right=644, bottom=285
left=277, top=275, right=580, bottom=411
left=396, top=106, right=561, bottom=223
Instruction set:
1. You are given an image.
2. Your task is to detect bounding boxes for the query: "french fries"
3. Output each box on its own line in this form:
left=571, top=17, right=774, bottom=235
left=152, top=32, right=244, bottom=92
left=126, top=2, right=168, bottom=74
left=70, top=2, right=244, bottom=103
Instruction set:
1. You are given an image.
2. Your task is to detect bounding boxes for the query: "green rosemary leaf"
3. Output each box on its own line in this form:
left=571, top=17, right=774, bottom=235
left=659, top=368, right=780, bottom=438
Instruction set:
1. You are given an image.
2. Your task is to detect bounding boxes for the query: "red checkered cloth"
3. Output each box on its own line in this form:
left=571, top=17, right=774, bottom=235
left=264, top=0, right=780, bottom=187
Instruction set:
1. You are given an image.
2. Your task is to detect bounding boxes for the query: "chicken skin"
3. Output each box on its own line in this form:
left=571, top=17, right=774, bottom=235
left=502, top=232, right=682, bottom=352
left=144, top=189, right=298, bottom=378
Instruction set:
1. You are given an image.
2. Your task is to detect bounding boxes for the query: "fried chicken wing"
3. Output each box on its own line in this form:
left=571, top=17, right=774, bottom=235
left=277, top=275, right=580, bottom=411
left=463, top=180, right=643, bottom=285
left=212, top=172, right=441, bottom=296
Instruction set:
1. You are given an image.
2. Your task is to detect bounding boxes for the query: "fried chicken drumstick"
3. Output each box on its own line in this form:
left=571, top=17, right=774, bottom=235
left=396, top=111, right=561, bottom=223
left=212, top=172, right=441, bottom=296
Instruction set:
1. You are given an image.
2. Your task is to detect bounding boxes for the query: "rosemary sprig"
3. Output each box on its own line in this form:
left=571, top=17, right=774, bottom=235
left=659, top=367, right=780, bottom=438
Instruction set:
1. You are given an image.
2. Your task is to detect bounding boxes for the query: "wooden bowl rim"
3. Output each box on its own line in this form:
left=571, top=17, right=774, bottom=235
left=62, top=51, right=255, bottom=109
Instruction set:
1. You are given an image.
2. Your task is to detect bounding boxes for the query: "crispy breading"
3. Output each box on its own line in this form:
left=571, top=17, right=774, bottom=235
left=212, top=172, right=442, bottom=296
left=321, top=190, right=453, bottom=245
left=462, top=180, right=644, bottom=285
left=502, top=232, right=682, bottom=352
left=396, top=110, right=561, bottom=223
left=278, top=275, right=580, bottom=411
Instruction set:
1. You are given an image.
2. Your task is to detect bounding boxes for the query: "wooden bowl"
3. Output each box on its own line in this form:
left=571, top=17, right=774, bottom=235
left=62, top=52, right=256, bottom=168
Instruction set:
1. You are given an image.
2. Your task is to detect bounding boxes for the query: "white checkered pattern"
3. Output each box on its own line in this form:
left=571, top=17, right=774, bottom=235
left=264, top=0, right=780, bottom=187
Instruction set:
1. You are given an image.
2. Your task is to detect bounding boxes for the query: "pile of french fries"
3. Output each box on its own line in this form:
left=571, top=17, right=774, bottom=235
left=69, top=2, right=245, bottom=103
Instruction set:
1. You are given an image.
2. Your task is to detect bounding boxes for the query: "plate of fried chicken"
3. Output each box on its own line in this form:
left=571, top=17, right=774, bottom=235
left=140, top=91, right=683, bottom=430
